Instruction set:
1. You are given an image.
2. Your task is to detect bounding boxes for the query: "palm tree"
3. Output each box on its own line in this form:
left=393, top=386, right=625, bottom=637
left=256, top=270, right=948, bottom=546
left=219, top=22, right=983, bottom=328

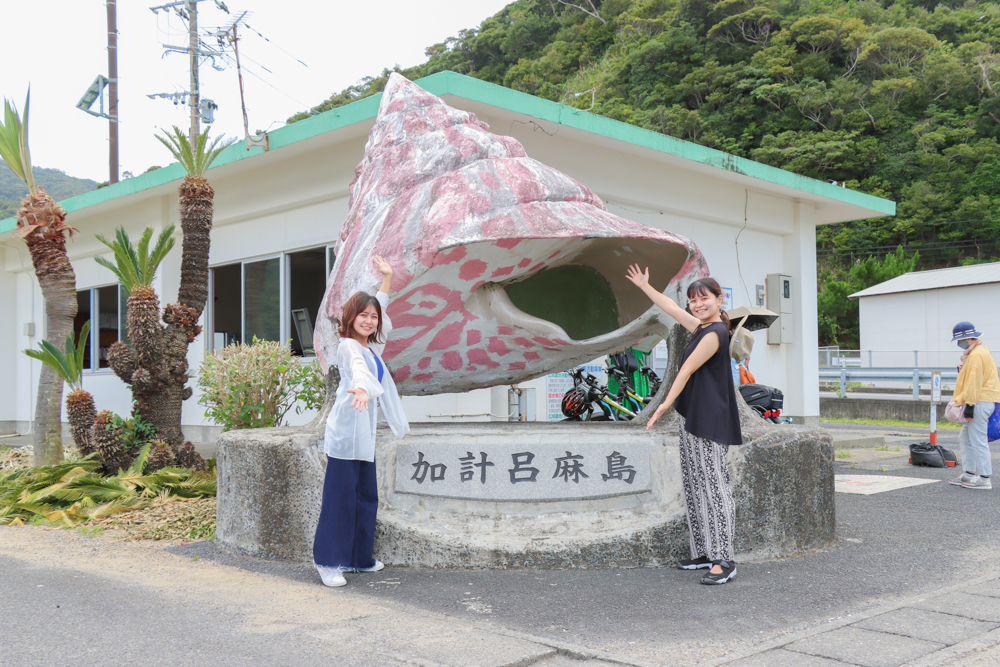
left=23, top=322, right=94, bottom=457
left=1, top=91, right=78, bottom=465
left=143, top=128, right=232, bottom=451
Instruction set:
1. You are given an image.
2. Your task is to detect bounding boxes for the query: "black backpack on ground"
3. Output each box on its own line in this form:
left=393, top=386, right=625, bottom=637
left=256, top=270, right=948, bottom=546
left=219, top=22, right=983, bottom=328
left=909, top=443, right=957, bottom=468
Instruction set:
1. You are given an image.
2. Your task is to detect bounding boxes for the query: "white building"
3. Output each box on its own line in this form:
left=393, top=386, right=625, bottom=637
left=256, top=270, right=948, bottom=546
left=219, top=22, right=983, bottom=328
left=0, top=71, right=894, bottom=439
left=851, top=262, right=1000, bottom=368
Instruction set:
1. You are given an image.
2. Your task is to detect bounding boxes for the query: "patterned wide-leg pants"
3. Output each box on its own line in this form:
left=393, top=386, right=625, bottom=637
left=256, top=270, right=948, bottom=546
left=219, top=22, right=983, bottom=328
left=677, top=416, right=736, bottom=561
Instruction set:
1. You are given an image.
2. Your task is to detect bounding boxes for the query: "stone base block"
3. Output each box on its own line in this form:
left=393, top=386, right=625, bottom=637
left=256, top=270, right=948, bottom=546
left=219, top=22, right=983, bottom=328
left=215, top=421, right=834, bottom=568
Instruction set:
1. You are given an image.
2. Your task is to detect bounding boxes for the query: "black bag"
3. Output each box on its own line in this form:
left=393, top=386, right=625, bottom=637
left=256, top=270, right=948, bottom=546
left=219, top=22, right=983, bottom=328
left=738, top=384, right=784, bottom=411
left=612, top=350, right=639, bottom=375
left=909, top=443, right=957, bottom=468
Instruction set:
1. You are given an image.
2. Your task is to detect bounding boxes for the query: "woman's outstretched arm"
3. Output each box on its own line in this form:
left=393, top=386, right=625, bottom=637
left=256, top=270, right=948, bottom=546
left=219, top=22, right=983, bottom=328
left=374, top=255, right=393, bottom=296
left=625, top=264, right=700, bottom=333
left=645, top=330, right=721, bottom=430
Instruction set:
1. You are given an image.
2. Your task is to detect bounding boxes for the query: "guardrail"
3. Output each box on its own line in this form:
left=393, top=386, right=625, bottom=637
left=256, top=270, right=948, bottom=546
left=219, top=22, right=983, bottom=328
left=819, top=347, right=1000, bottom=369
left=818, top=368, right=959, bottom=400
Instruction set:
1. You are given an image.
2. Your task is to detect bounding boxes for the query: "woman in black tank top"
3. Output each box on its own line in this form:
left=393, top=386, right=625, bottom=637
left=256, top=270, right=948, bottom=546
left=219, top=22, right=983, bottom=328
left=626, top=266, right=742, bottom=585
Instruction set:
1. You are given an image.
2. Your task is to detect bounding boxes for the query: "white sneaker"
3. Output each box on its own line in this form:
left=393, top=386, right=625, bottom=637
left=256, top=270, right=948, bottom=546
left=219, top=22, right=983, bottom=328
left=345, top=559, right=384, bottom=573
left=949, top=473, right=976, bottom=486
left=962, top=476, right=993, bottom=490
left=315, top=564, right=346, bottom=587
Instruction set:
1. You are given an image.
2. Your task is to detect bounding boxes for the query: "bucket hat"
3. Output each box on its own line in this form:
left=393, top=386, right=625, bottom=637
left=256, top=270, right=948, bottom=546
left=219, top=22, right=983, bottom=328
left=951, top=321, right=982, bottom=341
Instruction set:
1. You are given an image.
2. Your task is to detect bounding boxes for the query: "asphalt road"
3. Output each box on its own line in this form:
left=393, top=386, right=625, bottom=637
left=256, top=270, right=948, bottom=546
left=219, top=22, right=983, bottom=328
left=0, top=552, right=403, bottom=667
left=1, top=426, right=996, bottom=667
left=166, top=445, right=1000, bottom=662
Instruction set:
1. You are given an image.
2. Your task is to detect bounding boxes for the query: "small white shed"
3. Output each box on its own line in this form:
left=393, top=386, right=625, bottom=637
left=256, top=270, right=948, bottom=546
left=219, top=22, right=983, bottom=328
left=851, top=262, right=1000, bottom=367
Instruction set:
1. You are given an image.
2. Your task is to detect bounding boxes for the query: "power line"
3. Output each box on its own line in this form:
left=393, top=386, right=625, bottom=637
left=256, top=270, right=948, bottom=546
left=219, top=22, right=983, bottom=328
left=825, top=216, right=1000, bottom=229
left=217, top=52, right=309, bottom=107
left=818, top=237, right=1000, bottom=258
left=819, top=239, right=1000, bottom=256
left=242, top=22, right=308, bottom=68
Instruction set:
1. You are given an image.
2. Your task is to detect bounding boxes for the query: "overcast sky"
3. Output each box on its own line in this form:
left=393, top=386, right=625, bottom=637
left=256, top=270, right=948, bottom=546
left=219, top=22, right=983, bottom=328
left=2, top=0, right=513, bottom=183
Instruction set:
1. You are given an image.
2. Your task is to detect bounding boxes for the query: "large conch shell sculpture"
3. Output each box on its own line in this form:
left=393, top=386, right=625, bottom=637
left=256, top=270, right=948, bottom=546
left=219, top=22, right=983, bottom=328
left=315, top=73, right=708, bottom=395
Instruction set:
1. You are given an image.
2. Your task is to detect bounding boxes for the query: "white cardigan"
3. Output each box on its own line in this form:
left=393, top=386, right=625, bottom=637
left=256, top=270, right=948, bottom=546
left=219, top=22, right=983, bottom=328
left=324, top=291, right=409, bottom=461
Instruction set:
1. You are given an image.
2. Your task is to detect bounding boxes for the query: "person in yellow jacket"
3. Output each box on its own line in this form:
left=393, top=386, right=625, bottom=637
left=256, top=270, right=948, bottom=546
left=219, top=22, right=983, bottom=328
left=949, top=321, right=1000, bottom=490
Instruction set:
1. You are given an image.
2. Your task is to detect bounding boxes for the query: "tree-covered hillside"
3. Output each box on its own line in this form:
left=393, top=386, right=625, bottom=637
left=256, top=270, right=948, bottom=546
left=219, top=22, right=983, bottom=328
left=0, top=166, right=97, bottom=220
left=290, top=0, right=1000, bottom=346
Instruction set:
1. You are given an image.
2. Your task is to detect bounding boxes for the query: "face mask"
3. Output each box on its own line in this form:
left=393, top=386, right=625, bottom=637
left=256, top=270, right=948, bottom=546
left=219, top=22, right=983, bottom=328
left=958, top=340, right=971, bottom=350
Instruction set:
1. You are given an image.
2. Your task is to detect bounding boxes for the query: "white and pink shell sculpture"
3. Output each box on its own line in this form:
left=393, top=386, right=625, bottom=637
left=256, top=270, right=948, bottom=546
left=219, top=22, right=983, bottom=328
left=315, top=73, right=708, bottom=395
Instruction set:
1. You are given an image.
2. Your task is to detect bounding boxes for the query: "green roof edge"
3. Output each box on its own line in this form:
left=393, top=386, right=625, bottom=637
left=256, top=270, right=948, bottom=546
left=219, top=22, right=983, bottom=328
left=1, top=70, right=894, bottom=235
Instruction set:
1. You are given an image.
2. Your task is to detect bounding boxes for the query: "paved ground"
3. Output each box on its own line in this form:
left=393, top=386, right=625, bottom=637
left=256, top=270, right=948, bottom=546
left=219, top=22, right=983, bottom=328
left=2, top=424, right=998, bottom=667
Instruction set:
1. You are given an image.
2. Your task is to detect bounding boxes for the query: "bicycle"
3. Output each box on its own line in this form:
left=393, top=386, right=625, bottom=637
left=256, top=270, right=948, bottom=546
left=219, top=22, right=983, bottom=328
left=606, top=365, right=649, bottom=419
left=561, top=368, right=637, bottom=421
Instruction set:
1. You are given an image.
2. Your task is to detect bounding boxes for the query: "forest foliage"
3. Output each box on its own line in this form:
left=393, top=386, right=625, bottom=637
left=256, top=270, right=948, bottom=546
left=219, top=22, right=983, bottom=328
left=290, top=0, right=1000, bottom=347
left=0, top=165, right=96, bottom=220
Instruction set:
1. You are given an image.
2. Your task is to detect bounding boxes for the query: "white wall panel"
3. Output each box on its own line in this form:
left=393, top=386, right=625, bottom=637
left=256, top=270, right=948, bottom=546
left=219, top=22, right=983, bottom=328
left=859, top=284, right=1000, bottom=368
left=0, top=254, right=17, bottom=423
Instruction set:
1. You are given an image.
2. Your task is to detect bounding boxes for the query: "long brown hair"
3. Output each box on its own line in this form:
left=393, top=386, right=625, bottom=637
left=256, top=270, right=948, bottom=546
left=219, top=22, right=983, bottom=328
left=338, top=291, right=384, bottom=344
left=686, top=278, right=733, bottom=333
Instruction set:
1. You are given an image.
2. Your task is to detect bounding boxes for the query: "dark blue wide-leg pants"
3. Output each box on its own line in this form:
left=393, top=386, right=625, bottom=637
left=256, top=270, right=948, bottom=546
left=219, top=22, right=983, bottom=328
left=312, top=456, right=378, bottom=569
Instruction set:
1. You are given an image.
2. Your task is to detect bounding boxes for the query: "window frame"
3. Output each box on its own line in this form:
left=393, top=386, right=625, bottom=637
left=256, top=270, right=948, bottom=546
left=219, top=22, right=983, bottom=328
left=78, top=283, right=124, bottom=374
left=208, top=248, right=336, bottom=355
left=244, top=252, right=287, bottom=348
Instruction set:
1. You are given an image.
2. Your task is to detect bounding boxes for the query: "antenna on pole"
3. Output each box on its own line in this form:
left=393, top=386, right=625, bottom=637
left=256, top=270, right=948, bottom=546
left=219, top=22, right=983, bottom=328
left=224, top=15, right=268, bottom=151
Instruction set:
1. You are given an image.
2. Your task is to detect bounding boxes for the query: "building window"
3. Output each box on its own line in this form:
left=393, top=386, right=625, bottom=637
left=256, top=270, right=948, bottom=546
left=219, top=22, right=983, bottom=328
left=209, top=245, right=334, bottom=356
left=74, top=285, right=123, bottom=371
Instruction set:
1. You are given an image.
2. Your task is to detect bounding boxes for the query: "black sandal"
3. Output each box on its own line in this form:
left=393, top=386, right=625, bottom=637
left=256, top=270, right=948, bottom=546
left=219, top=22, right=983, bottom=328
left=701, top=560, right=737, bottom=585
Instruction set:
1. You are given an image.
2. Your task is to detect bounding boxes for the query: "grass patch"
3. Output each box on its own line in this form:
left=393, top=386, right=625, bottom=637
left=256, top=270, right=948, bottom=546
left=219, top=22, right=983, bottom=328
left=873, top=445, right=902, bottom=452
left=835, top=448, right=852, bottom=459
left=820, top=417, right=962, bottom=431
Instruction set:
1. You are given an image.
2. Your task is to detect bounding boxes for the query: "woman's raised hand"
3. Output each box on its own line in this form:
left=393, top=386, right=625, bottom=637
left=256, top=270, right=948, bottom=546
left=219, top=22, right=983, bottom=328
left=347, top=387, right=369, bottom=412
left=626, top=264, right=650, bottom=289
left=373, top=255, right=393, bottom=278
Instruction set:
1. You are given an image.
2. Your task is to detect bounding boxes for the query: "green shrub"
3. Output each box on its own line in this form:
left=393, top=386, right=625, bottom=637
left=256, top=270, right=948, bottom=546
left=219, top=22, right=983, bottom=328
left=107, top=410, right=158, bottom=455
left=197, top=338, right=325, bottom=431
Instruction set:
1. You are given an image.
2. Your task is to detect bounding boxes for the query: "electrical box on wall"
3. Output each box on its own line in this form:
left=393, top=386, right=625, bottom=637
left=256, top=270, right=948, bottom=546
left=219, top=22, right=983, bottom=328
left=766, top=274, right=793, bottom=344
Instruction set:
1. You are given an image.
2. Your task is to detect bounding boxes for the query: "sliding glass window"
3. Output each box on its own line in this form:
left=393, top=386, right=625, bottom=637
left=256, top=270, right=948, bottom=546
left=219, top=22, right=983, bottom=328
left=209, top=245, right=334, bottom=356
left=75, top=285, right=123, bottom=372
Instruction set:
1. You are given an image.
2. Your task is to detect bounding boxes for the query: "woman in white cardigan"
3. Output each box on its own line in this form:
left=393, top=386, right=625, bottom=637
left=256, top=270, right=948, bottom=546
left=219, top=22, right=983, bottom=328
left=314, top=255, right=409, bottom=588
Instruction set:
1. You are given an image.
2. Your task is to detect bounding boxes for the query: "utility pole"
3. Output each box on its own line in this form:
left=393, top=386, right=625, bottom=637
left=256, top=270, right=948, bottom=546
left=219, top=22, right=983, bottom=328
left=107, top=0, right=119, bottom=184
left=149, top=0, right=231, bottom=136
left=188, top=0, right=200, bottom=144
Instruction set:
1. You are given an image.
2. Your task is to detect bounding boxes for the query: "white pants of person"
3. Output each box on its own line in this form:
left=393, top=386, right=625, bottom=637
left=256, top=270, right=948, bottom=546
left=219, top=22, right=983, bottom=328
left=960, top=401, right=996, bottom=477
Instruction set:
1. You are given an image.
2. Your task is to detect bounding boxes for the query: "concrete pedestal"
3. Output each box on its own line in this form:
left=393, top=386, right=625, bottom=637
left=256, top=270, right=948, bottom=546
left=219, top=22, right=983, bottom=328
left=216, top=420, right=834, bottom=568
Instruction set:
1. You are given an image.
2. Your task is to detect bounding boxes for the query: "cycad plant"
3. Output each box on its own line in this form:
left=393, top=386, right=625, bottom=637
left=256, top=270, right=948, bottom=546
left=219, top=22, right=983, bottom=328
left=98, top=225, right=184, bottom=470
left=130, top=127, right=233, bottom=452
left=23, top=322, right=95, bottom=456
left=0, top=442, right=216, bottom=528
left=1, top=91, right=78, bottom=465
left=100, top=224, right=175, bottom=389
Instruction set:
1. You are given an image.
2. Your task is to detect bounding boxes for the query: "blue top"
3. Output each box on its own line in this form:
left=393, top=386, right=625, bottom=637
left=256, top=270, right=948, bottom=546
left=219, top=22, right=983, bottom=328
left=372, top=350, right=384, bottom=383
